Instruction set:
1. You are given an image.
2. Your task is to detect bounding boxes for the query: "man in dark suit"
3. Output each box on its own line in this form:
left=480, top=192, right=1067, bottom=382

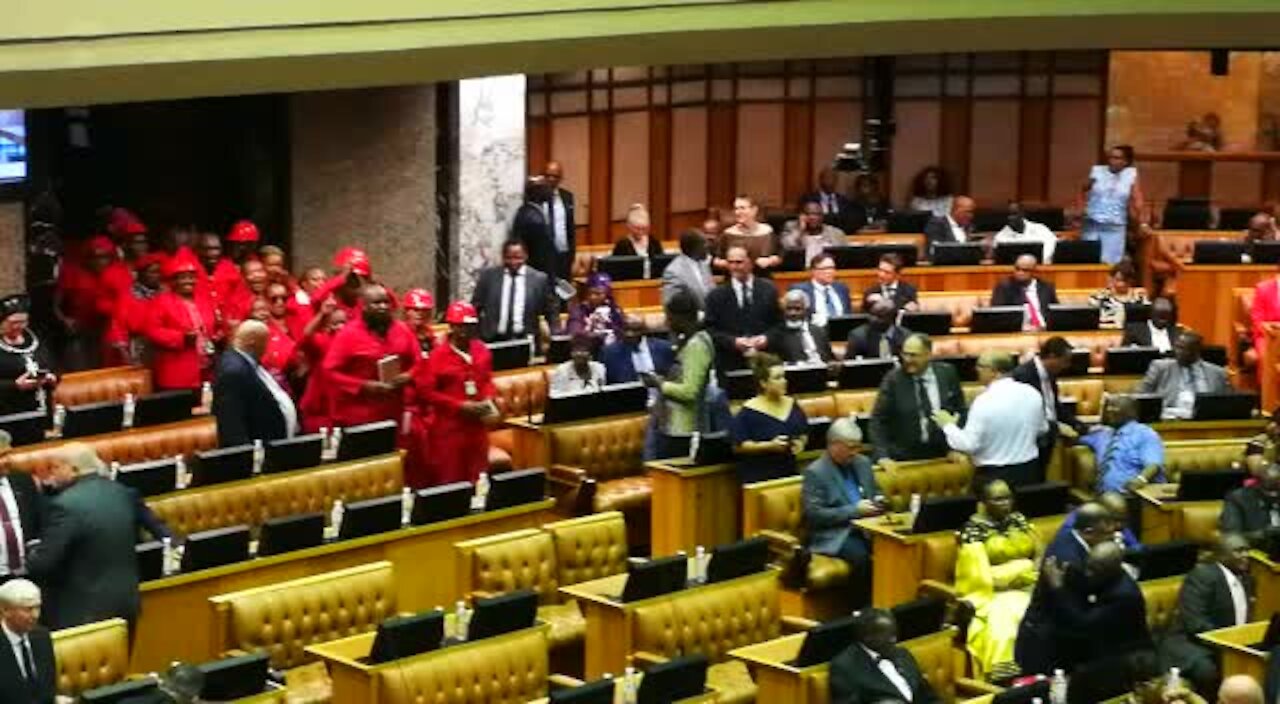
left=861, top=253, right=919, bottom=312
left=472, top=240, right=560, bottom=349
left=789, top=253, right=852, bottom=329
left=990, top=254, right=1059, bottom=331
left=704, top=245, right=780, bottom=370
left=0, top=431, right=43, bottom=585
left=846, top=299, right=908, bottom=359
left=1161, top=533, right=1254, bottom=695
left=1135, top=330, right=1229, bottom=417
left=1011, top=336, right=1081, bottom=474
left=543, top=161, right=577, bottom=280
left=829, top=608, right=940, bottom=704
left=1121, top=297, right=1186, bottom=352
left=768, top=290, right=833, bottom=364
left=0, top=579, right=56, bottom=704
left=510, top=178, right=556, bottom=277
left=868, top=333, right=966, bottom=461
left=1219, top=463, right=1280, bottom=548
left=601, top=315, right=674, bottom=384
left=26, top=443, right=154, bottom=631
left=802, top=167, right=854, bottom=233
left=212, top=321, right=295, bottom=447
left=923, top=195, right=976, bottom=252
left=1041, top=501, right=1113, bottom=568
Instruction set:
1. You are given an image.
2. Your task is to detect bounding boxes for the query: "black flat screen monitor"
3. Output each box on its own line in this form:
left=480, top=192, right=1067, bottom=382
left=649, top=253, right=675, bottom=279
left=837, top=358, right=894, bottom=389
left=468, top=589, right=538, bottom=640
left=621, top=555, right=688, bottom=602
left=411, top=481, right=473, bottom=525
left=825, top=244, right=916, bottom=270
left=1026, top=208, right=1065, bottom=232
left=0, top=410, right=48, bottom=446
left=265, top=434, right=324, bottom=474
left=81, top=679, right=160, bottom=704
left=1062, top=349, right=1090, bottom=377
left=1013, top=481, right=1069, bottom=519
left=825, top=314, right=868, bottom=342
left=1124, top=302, right=1152, bottom=324
left=901, top=311, right=952, bottom=335
left=115, top=458, right=178, bottom=497
left=198, top=651, right=270, bottom=700
left=596, top=255, right=647, bottom=281
left=909, top=495, right=977, bottom=534
left=636, top=655, right=709, bottom=704
left=367, top=610, right=444, bottom=664
left=1193, top=241, right=1248, bottom=264
left=805, top=416, right=832, bottom=452
left=1125, top=539, right=1198, bottom=580
left=136, top=540, right=164, bottom=582
left=659, top=431, right=734, bottom=465
left=722, top=369, right=756, bottom=401
left=994, top=241, right=1044, bottom=264
left=704, top=537, right=769, bottom=584
left=62, top=400, right=124, bottom=438
left=887, top=211, right=930, bottom=233
left=133, top=389, right=197, bottom=427
left=1105, top=346, right=1161, bottom=375
left=1193, top=391, right=1258, bottom=421
left=933, top=355, right=977, bottom=382
left=1047, top=304, right=1100, bottom=332
left=970, top=306, right=1024, bottom=333
left=545, top=382, right=648, bottom=424
left=1252, top=241, right=1280, bottom=264
left=1178, top=469, right=1248, bottom=501
left=891, top=594, right=947, bottom=641
left=1067, top=653, right=1141, bottom=704
left=181, top=525, right=252, bottom=573
left=191, top=444, right=254, bottom=488
left=1202, top=345, right=1228, bottom=368
left=993, top=680, right=1051, bottom=704
left=929, top=242, right=982, bottom=266
left=778, top=248, right=807, bottom=272
left=338, top=495, right=402, bottom=541
left=546, top=334, right=571, bottom=364
left=487, top=337, right=533, bottom=371
left=1219, top=208, right=1257, bottom=231
left=971, top=210, right=1008, bottom=234
left=792, top=614, right=856, bottom=667
left=783, top=364, right=828, bottom=395
left=1128, top=393, right=1164, bottom=424
left=485, top=468, right=546, bottom=511
left=550, top=679, right=616, bottom=704
left=257, top=512, right=326, bottom=556
left=336, top=419, right=398, bottom=462
left=1052, top=240, right=1101, bottom=264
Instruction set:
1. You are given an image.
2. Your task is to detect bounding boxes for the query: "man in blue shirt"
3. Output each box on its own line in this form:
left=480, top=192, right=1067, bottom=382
left=1055, top=491, right=1141, bottom=550
left=1080, top=395, right=1164, bottom=494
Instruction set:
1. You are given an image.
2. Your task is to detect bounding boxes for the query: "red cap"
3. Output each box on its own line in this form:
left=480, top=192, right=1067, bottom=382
left=162, top=252, right=200, bottom=278
left=334, top=247, right=369, bottom=269
left=444, top=301, right=478, bottom=325
left=108, top=208, right=147, bottom=237
left=349, top=256, right=372, bottom=278
left=88, top=235, right=116, bottom=256
left=134, top=252, right=167, bottom=272
left=227, top=220, right=260, bottom=243
left=403, top=288, right=434, bottom=310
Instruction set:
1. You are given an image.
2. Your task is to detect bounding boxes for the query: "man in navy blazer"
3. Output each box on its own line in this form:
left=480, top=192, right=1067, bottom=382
left=212, top=321, right=296, bottom=447
left=788, top=252, right=852, bottom=328
left=601, top=316, right=675, bottom=384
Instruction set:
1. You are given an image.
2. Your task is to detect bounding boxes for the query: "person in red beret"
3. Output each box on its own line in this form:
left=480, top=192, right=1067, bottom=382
left=310, top=248, right=399, bottom=318
left=143, top=252, right=219, bottom=391
left=402, top=288, right=436, bottom=359
left=407, top=301, right=498, bottom=487
left=225, top=220, right=261, bottom=267
left=321, top=284, right=417, bottom=429
left=55, top=235, right=128, bottom=369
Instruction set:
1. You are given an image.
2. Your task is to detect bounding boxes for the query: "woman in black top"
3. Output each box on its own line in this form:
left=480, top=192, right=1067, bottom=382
left=611, top=204, right=665, bottom=258
left=0, top=294, right=58, bottom=416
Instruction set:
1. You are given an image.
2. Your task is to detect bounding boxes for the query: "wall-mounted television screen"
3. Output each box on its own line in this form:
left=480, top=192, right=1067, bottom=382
left=0, top=110, right=27, bottom=184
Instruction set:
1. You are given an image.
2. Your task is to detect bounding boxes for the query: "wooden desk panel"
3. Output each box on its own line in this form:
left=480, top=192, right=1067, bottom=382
left=1149, top=418, right=1267, bottom=440
left=1200, top=620, right=1270, bottom=685
left=1133, top=485, right=1221, bottom=545
left=132, top=499, right=554, bottom=672
left=647, top=459, right=741, bottom=556
left=1249, top=551, right=1280, bottom=617
left=1176, top=265, right=1271, bottom=350
left=853, top=512, right=924, bottom=607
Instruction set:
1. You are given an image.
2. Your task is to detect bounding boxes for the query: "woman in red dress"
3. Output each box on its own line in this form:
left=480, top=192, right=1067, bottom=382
left=143, top=252, right=219, bottom=391
left=409, top=301, right=497, bottom=487
left=296, top=300, right=346, bottom=433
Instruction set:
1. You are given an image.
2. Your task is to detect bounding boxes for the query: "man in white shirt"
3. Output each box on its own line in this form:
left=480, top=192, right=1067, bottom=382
left=994, top=201, right=1057, bottom=263
left=1122, top=296, right=1186, bottom=353
left=933, top=350, right=1045, bottom=488
left=0, top=579, right=59, bottom=704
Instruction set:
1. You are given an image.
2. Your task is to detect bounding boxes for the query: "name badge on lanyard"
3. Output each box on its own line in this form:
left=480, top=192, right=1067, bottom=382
left=464, top=380, right=478, bottom=398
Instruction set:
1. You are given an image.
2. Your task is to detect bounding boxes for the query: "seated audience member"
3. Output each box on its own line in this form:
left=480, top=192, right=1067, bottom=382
left=924, top=195, right=976, bottom=252
left=715, top=194, right=779, bottom=274
left=549, top=334, right=606, bottom=396
left=1135, top=331, right=1228, bottom=419
left=1160, top=533, right=1253, bottom=697
left=566, top=272, right=624, bottom=348
left=862, top=253, right=919, bottom=312
left=0, top=579, right=57, bottom=704
left=212, top=321, right=297, bottom=448
left=1123, top=296, right=1185, bottom=352
left=908, top=165, right=955, bottom=218
left=846, top=173, right=893, bottom=232
left=1055, top=491, right=1140, bottom=551
left=699, top=211, right=723, bottom=252
left=990, top=254, right=1059, bottom=332
left=1012, top=336, right=1081, bottom=473
left=846, top=299, right=908, bottom=360
left=642, top=292, right=717, bottom=458
left=934, top=351, right=1044, bottom=488
left=829, top=608, right=941, bottom=704
left=1218, top=463, right=1280, bottom=549
left=993, top=201, right=1058, bottom=263
left=1090, top=261, right=1148, bottom=329
left=803, top=167, right=853, bottom=231
left=1015, top=541, right=1150, bottom=675
left=731, top=353, right=808, bottom=484
left=704, top=245, right=779, bottom=370
left=802, top=418, right=883, bottom=605
left=1245, top=212, right=1277, bottom=244
left=472, top=240, right=559, bottom=349
left=956, top=479, right=1040, bottom=681
left=769, top=291, right=833, bottom=365
left=1080, top=395, right=1165, bottom=495
left=781, top=197, right=847, bottom=264
left=611, top=203, right=664, bottom=258
left=869, top=333, right=966, bottom=461
left=1244, top=409, right=1280, bottom=477
left=1249, top=263, right=1280, bottom=364
left=790, top=253, right=851, bottom=328
left=1220, top=675, right=1265, bottom=704
left=661, top=229, right=714, bottom=310
left=602, top=315, right=674, bottom=385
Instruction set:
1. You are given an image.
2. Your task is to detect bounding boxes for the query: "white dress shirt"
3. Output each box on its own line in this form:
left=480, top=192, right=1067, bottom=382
left=942, top=376, right=1043, bottom=466
left=734, top=277, right=755, bottom=308
left=3, top=622, right=33, bottom=679
left=861, top=646, right=913, bottom=701
left=549, top=191, right=569, bottom=252
left=498, top=266, right=528, bottom=335
left=1033, top=356, right=1057, bottom=425
left=0, top=477, right=26, bottom=576
left=946, top=215, right=967, bottom=243
left=630, top=340, right=656, bottom=376
left=1148, top=322, right=1172, bottom=353
left=994, top=220, right=1058, bottom=263
left=1219, top=564, right=1249, bottom=626
left=549, top=361, right=606, bottom=396
left=810, top=282, right=844, bottom=327
left=916, top=367, right=943, bottom=442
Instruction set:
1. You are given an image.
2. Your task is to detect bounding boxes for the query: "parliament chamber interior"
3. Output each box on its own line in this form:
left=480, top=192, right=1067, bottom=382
left=5, top=3, right=1280, bottom=703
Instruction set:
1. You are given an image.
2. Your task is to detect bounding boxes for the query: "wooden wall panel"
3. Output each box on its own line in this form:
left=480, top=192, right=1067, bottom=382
left=968, top=99, right=1020, bottom=206
left=783, top=101, right=814, bottom=210
left=610, top=111, right=650, bottom=220
left=1047, top=98, right=1102, bottom=206
left=939, top=98, right=973, bottom=195
left=587, top=113, right=612, bottom=244
left=1211, top=162, right=1262, bottom=207
left=811, top=101, right=862, bottom=191
left=649, top=107, right=672, bottom=239
left=1139, top=161, right=1180, bottom=214
left=527, top=116, right=550, bottom=177
left=670, top=106, right=708, bottom=213
left=549, top=115, right=591, bottom=224
left=890, top=100, right=942, bottom=207
left=1017, top=98, right=1051, bottom=203
left=706, top=104, right=738, bottom=209
left=735, top=103, right=786, bottom=207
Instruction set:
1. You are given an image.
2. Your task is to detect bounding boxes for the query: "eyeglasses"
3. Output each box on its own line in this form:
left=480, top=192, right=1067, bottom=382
left=268, top=295, right=288, bottom=302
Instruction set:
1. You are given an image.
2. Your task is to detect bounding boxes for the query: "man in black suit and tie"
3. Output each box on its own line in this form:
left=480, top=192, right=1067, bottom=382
left=923, top=195, right=976, bottom=253
left=0, top=579, right=56, bottom=704
left=803, top=167, right=854, bottom=232
left=768, top=290, right=833, bottom=364
left=0, top=432, right=43, bottom=586
left=1011, top=336, right=1081, bottom=474
left=1161, top=533, right=1254, bottom=695
left=1219, top=464, right=1280, bottom=548
left=1121, top=297, right=1186, bottom=353
left=704, top=245, right=780, bottom=370
left=212, top=321, right=296, bottom=447
left=861, top=253, right=919, bottom=312
left=829, top=608, right=940, bottom=704
left=868, top=333, right=966, bottom=461
left=846, top=299, right=909, bottom=359
left=990, top=254, right=1059, bottom=331
left=542, top=161, right=577, bottom=281
left=472, top=241, right=560, bottom=350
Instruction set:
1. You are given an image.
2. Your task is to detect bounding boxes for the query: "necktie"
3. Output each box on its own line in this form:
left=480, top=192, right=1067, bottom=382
left=21, top=638, right=35, bottom=682
left=884, top=285, right=895, bottom=302
left=824, top=288, right=839, bottom=318
left=0, top=483, right=21, bottom=573
left=546, top=197, right=558, bottom=245
left=878, top=332, right=890, bottom=359
left=1099, top=429, right=1121, bottom=488
left=1024, top=287, right=1043, bottom=329
left=915, top=376, right=933, bottom=442
left=504, top=271, right=518, bottom=336
left=740, top=282, right=752, bottom=310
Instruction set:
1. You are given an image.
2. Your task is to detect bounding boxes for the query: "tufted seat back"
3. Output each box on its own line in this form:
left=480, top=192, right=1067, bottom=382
left=806, top=627, right=957, bottom=704
left=149, top=452, right=403, bottom=537
left=7, top=417, right=218, bottom=480
left=1179, top=503, right=1222, bottom=545
left=1059, top=378, right=1105, bottom=416
left=878, top=457, right=974, bottom=512
left=52, top=618, right=130, bottom=697
left=53, top=366, right=152, bottom=407
left=551, top=415, right=648, bottom=482
left=917, top=293, right=985, bottom=329
left=492, top=367, right=550, bottom=419
left=631, top=572, right=780, bottom=664
left=932, top=332, right=1123, bottom=368
left=743, top=476, right=804, bottom=538
left=797, top=394, right=836, bottom=419
left=211, top=561, right=396, bottom=669
left=543, top=512, right=629, bottom=586
left=833, top=390, right=877, bottom=417
left=379, top=626, right=549, bottom=704
left=459, top=529, right=561, bottom=605
left=1141, top=575, right=1185, bottom=635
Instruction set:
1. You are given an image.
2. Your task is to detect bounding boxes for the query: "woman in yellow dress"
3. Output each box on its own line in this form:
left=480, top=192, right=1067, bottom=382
left=955, top=478, right=1040, bottom=681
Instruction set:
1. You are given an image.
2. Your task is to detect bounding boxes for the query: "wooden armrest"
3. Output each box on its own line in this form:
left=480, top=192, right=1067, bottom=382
left=956, top=676, right=1003, bottom=696
left=1068, top=487, right=1092, bottom=504
left=757, top=529, right=801, bottom=550
left=470, top=590, right=498, bottom=601
left=782, top=615, right=819, bottom=633
left=918, top=579, right=957, bottom=600
left=631, top=651, right=669, bottom=669
left=548, top=465, right=596, bottom=514
left=548, top=464, right=587, bottom=486
left=549, top=674, right=586, bottom=690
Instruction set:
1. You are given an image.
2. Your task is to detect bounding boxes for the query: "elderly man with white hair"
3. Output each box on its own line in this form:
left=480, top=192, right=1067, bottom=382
left=767, top=289, right=834, bottom=365
left=801, top=417, right=884, bottom=606
left=0, top=578, right=57, bottom=704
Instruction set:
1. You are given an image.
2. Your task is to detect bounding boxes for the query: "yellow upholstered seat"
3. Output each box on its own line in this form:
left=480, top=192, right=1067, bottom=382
left=52, top=618, right=130, bottom=698
left=377, top=626, right=550, bottom=704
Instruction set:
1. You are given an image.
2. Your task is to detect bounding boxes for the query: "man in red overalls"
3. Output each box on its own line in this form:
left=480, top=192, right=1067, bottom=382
left=55, top=235, right=128, bottom=370
left=196, top=232, right=240, bottom=323
left=143, top=252, right=218, bottom=391
left=321, top=284, right=417, bottom=428
left=401, top=288, right=436, bottom=360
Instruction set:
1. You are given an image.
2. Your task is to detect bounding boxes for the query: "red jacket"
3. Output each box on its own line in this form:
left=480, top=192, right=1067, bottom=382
left=261, top=321, right=297, bottom=389
left=143, top=291, right=218, bottom=390
left=57, top=262, right=127, bottom=332
left=322, top=317, right=418, bottom=427
left=1252, top=277, right=1280, bottom=354
left=285, top=289, right=314, bottom=342
left=411, top=339, right=496, bottom=484
left=310, top=274, right=399, bottom=318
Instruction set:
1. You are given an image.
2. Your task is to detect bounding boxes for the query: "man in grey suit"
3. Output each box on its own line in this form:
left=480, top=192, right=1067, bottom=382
left=25, top=443, right=157, bottom=632
left=661, top=229, right=714, bottom=309
left=471, top=240, right=560, bottom=350
left=802, top=418, right=884, bottom=605
left=1135, top=330, right=1228, bottom=418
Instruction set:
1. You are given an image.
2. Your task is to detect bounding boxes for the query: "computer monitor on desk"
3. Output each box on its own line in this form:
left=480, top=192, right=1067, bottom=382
left=367, top=610, right=445, bottom=664
left=257, top=512, right=325, bottom=556
left=62, top=400, right=124, bottom=438
left=784, top=363, right=828, bottom=395
left=620, top=554, right=688, bottom=602
left=1052, top=240, right=1101, bottom=264
left=115, top=458, right=178, bottom=497
left=1193, top=391, right=1258, bottom=421
left=81, top=679, right=161, bottom=703
left=338, top=495, right=402, bottom=540
left=596, top=255, right=647, bottom=281
left=908, top=495, right=977, bottom=534
left=722, top=369, right=756, bottom=401
left=1127, top=393, right=1164, bottom=423
left=658, top=431, right=733, bottom=465
left=133, top=389, right=197, bottom=427
left=793, top=614, right=856, bottom=666
left=198, top=651, right=271, bottom=701
left=411, top=481, right=473, bottom=524
left=484, top=468, right=546, bottom=511
left=487, top=337, right=533, bottom=371
left=0, top=410, right=48, bottom=446
left=928, top=242, right=982, bottom=266
left=550, top=679, right=616, bottom=704
left=191, top=444, right=254, bottom=487
left=1193, top=240, right=1248, bottom=265
left=1047, top=305, right=1100, bottom=332
left=1177, top=469, right=1247, bottom=501
left=970, top=306, right=1023, bottom=333
left=994, top=241, right=1044, bottom=264
left=468, top=589, right=538, bottom=640
left=1252, top=241, right=1280, bottom=264
left=544, top=382, right=647, bottom=424
left=825, top=243, right=917, bottom=269
left=900, top=310, right=952, bottom=335
left=704, top=536, right=769, bottom=584
left=1105, top=346, right=1160, bottom=375
left=546, top=334, right=571, bottom=364
left=825, top=314, right=868, bottom=343
left=933, top=354, right=976, bottom=382
left=887, top=211, right=930, bottom=233
left=637, top=654, right=709, bottom=704
left=181, top=525, right=252, bottom=572
left=336, top=419, right=398, bottom=462
left=837, top=358, right=894, bottom=389
left=265, top=434, right=324, bottom=474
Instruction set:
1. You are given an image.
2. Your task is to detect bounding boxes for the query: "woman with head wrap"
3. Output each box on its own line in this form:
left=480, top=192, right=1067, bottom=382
left=566, top=272, right=624, bottom=348
left=0, top=294, right=58, bottom=416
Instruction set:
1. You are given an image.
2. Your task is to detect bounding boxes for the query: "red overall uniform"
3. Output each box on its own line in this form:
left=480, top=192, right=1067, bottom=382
left=410, top=339, right=495, bottom=486
left=321, top=317, right=417, bottom=428
left=143, top=291, right=218, bottom=390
